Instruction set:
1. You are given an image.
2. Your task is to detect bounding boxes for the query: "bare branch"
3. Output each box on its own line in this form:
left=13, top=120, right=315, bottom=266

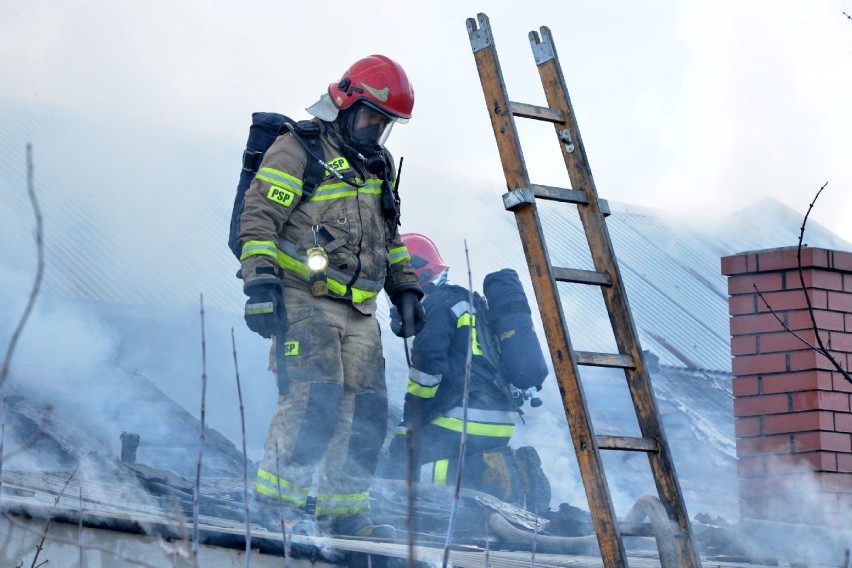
left=231, top=327, right=252, bottom=565
left=754, top=285, right=819, bottom=350
left=30, top=455, right=88, bottom=568
left=192, top=293, right=208, bottom=567
left=1, top=143, right=45, bottom=390
left=844, top=11, right=852, bottom=20
left=442, top=239, right=473, bottom=568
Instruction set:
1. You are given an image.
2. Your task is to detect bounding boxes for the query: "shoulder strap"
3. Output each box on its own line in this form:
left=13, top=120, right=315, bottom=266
left=292, top=120, right=325, bottom=199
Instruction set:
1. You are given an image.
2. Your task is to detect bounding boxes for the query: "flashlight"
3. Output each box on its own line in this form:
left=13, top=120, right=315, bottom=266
left=306, top=246, right=329, bottom=296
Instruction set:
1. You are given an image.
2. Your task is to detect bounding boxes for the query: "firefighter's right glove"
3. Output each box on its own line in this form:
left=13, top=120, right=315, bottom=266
left=244, top=283, right=285, bottom=339
left=391, top=290, right=425, bottom=338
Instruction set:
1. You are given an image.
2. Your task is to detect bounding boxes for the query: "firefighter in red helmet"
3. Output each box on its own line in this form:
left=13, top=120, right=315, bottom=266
left=237, top=55, right=425, bottom=540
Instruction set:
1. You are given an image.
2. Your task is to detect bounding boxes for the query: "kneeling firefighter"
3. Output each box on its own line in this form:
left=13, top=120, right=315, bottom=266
left=385, top=233, right=552, bottom=513
left=236, top=55, right=426, bottom=539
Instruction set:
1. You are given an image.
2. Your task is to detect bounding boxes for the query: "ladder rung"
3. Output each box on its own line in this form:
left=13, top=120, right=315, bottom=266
left=530, top=184, right=611, bottom=216
left=575, top=351, right=635, bottom=369
left=596, top=435, right=658, bottom=452
left=553, top=267, right=612, bottom=287
left=509, top=101, right=564, bottom=123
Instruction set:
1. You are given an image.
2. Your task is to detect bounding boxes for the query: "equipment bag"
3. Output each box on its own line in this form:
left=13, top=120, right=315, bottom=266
left=482, top=269, right=548, bottom=389
left=228, top=112, right=325, bottom=259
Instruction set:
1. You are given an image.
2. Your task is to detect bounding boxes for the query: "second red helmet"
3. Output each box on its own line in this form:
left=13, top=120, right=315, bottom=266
left=401, top=233, right=449, bottom=286
left=329, top=55, right=415, bottom=121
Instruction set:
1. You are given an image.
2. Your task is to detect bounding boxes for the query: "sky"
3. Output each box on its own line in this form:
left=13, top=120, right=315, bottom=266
left=2, top=0, right=852, bottom=525
left=2, top=1, right=852, bottom=242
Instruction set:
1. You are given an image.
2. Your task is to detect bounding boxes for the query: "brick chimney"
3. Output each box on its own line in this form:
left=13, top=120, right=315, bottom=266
left=722, top=246, right=852, bottom=528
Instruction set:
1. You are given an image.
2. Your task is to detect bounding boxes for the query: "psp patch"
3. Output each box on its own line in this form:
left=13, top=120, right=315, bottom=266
left=284, top=341, right=299, bottom=356
left=267, top=185, right=295, bottom=207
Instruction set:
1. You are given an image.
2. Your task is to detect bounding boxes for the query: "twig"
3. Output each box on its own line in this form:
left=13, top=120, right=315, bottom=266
left=844, top=11, right=852, bottom=20
left=1, top=143, right=45, bottom=390
left=192, top=294, right=208, bottom=568
left=406, top=399, right=419, bottom=568
left=275, top=444, right=291, bottom=565
left=442, top=239, right=474, bottom=568
left=231, top=328, right=252, bottom=566
left=30, top=455, right=87, bottom=568
left=755, top=182, right=852, bottom=385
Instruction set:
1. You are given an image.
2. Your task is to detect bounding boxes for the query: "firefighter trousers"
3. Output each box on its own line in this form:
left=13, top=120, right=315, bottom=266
left=255, top=287, right=388, bottom=518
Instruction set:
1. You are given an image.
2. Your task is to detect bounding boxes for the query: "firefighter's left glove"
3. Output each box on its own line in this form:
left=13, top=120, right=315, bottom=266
left=391, top=289, right=425, bottom=339
left=244, top=283, right=286, bottom=339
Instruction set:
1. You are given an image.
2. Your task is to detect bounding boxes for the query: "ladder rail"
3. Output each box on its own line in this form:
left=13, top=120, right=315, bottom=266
left=467, top=13, right=629, bottom=567
left=530, top=26, right=701, bottom=568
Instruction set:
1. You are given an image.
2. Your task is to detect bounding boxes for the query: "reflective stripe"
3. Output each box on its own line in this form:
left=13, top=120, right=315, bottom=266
left=256, top=167, right=304, bottom=195
left=245, top=301, right=273, bottom=315
left=387, top=245, right=410, bottom=266
left=451, top=300, right=474, bottom=318
left=394, top=426, right=408, bottom=436
left=240, top=240, right=279, bottom=261
left=277, top=239, right=383, bottom=302
left=444, top=407, right=517, bottom=425
left=407, top=380, right=439, bottom=398
left=255, top=468, right=310, bottom=506
left=315, top=490, right=371, bottom=516
left=311, top=179, right=383, bottom=201
left=430, top=416, right=516, bottom=438
left=457, top=313, right=474, bottom=328
left=433, top=459, right=449, bottom=484
left=409, top=367, right=441, bottom=387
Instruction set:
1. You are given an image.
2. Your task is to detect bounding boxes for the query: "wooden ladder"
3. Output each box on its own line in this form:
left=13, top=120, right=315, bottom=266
left=466, top=13, right=702, bottom=568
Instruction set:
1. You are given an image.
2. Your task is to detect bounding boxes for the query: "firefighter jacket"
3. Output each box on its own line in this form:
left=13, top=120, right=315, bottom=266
left=237, top=119, right=419, bottom=315
left=404, top=283, right=518, bottom=438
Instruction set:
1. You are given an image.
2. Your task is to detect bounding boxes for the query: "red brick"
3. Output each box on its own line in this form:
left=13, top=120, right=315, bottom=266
left=846, top=313, right=852, bottom=332
left=792, top=391, right=851, bottom=412
left=792, top=431, right=852, bottom=452
left=735, top=416, right=762, bottom=437
left=838, top=454, right=852, bottom=473
left=833, top=373, right=852, bottom=393
left=794, top=269, right=845, bottom=291
left=819, top=472, right=852, bottom=492
left=732, top=353, right=788, bottom=377
left=766, top=452, right=837, bottom=473
left=737, top=455, right=766, bottom=477
left=789, top=349, right=838, bottom=372
left=721, top=254, right=754, bottom=276
left=758, top=247, right=828, bottom=272
left=757, top=330, right=817, bottom=354
left=836, top=412, right=852, bottom=433
left=733, top=377, right=760, bottom=397
left=761, top=371, right=834, bottom=393
left=828, top=249, right=852, bottom=272
left=728, top=273, right=784, bottom=295
left=764, top=410, right=835, bottom=434
left=845, top=274, right=852, bottom=293
left=737, top=434, right=791, bottom=457
left=731, top=335, right=758, bottom=356
left=729, top=313, right=787, bottom=336
left=786, top=309, right=846, bottom=332
left=825, top=331, right=852, bottom=353
left=827, top=290, right=852, bottom=313
left=734, top=393, right=790, bottom=417
left=729, top=294, right=758, bottom=315
left=739, top=475, right=791, bottom=496
left=757, top=289, right=828, bottom=313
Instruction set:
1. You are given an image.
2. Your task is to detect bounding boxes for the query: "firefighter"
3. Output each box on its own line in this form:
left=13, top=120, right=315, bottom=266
left=386, top=233, right=551, bottom=513
left=237, top=55, right=425, bottom=539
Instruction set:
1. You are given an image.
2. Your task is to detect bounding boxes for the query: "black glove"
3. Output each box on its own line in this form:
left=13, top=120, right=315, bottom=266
left=391, top=290, right=425, bottom=338
left=244, top=283, right=285, bottom=339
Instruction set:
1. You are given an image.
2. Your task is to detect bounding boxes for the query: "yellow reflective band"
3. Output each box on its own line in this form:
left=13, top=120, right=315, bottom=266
left=430, top=416, right=516, bottom=438
left=434, top=459, right=449, bottom=484
left=245, top=305, right=274, bottom=315
left=241, top=240, right=278, bottom=261
left=456, top=314, right=483, bottom=355
left=326, top=156, right=350, bottom=172
left=256, top=167, right=303, bottom=195
left=274, top=249, right=379, bottom=304
left=315, top=490, right=371, bottom=516
left=266, top=185, right=296, bottom=207
left=310, top=179, right=383, bottom=201
left=284, top=341, right=299, bottom=356
left=255, top=468, right=310, bottom=505
left=388, top=245, right=411, bottom=266
left=407, top=380, right=439, bottom=398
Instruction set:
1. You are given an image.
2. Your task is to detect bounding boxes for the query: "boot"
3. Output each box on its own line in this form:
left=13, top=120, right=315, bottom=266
left=250, top=493, right=317, bottom=535
left=328, top=512, right=396, bottom=539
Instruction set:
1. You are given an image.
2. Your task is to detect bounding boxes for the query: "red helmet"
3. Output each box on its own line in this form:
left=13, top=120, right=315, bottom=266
left=401, top=233, right=449, bottom=286
left=329, top=55, right=414, bottom=121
